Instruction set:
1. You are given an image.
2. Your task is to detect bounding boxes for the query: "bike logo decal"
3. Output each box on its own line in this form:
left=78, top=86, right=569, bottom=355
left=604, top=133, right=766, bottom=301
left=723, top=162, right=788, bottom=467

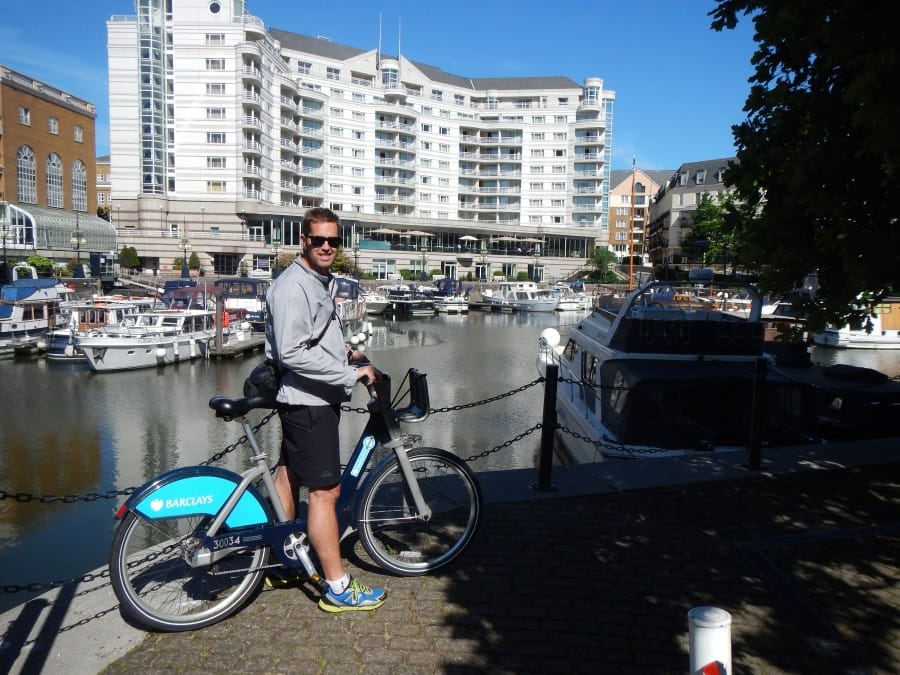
left=350, top=436, right=377, bottom=477
left=135, top=475, right=268, bottom=527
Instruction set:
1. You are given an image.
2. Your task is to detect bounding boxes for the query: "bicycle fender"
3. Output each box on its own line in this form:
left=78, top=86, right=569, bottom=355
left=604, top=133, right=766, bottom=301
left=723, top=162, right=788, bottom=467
left=123, top=466, right=273, bottom=529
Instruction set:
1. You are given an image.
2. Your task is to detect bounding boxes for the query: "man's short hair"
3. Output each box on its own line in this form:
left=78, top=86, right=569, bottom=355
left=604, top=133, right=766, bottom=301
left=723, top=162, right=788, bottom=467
left=301, top=207, right=340, bottom=235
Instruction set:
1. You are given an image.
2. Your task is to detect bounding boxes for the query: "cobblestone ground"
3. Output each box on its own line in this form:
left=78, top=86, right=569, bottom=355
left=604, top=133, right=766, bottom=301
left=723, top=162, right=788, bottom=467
left=103, top=463, right=899, bottom=674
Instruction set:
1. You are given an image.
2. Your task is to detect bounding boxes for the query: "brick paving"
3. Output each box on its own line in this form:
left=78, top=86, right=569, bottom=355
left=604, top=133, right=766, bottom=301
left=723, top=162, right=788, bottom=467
left=103, top=462, right=899, bottom=674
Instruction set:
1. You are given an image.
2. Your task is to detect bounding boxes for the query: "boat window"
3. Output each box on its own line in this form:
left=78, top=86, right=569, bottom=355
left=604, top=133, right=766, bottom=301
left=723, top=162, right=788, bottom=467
left=563, top=338, right=579, bottom=360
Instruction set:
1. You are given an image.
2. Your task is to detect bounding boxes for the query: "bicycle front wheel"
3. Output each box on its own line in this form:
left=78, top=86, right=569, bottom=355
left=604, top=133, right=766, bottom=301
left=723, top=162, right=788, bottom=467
left=109, top=511, right=268, bottom=631
left=356, top=448, right=482, bottom=576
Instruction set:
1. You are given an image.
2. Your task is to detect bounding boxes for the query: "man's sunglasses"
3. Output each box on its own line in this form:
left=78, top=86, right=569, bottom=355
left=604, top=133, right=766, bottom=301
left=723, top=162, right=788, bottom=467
left=305, top=235, right=342, bottom=248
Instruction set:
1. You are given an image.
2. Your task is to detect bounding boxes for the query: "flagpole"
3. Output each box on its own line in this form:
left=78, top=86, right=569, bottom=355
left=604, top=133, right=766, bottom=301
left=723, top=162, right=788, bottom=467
left=629, top=156, right=636, bottom=290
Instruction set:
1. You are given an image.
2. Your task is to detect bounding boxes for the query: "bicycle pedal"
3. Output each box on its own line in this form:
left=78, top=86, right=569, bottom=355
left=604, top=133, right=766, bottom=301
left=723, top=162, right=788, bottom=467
left=264, top=571, right=308, bottom=589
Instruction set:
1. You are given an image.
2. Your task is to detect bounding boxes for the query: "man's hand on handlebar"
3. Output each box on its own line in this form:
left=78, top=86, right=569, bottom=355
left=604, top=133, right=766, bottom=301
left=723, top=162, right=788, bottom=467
left=355, top=363, right=382, bottom=387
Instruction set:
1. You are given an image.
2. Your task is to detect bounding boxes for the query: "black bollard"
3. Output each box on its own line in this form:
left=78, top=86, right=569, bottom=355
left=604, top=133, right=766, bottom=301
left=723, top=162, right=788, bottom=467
left=746, top=357, right=766, bottom=470
left=533, top=363, right=558, bottom=492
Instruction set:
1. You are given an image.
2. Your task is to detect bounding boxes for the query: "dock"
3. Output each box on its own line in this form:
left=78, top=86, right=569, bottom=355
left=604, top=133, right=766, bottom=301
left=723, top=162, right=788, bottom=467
left=207, top=333, right=266, bottom=359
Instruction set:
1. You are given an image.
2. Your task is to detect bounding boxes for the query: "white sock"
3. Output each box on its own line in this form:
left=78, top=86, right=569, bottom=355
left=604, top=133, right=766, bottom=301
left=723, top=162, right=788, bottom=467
left=327, top=573, right=350, bottom=595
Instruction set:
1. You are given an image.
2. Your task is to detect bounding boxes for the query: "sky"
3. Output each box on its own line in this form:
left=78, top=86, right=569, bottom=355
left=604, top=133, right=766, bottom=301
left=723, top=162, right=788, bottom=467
left=0, top=0, right=758, bottom=171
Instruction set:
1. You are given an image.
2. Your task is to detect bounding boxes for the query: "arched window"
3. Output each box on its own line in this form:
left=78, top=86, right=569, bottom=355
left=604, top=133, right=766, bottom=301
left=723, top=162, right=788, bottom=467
left=47, top=153, right=64, bottom=207
left=72, top=160, right=87, bottom=211
left=17, top=146, right=37, bottom=203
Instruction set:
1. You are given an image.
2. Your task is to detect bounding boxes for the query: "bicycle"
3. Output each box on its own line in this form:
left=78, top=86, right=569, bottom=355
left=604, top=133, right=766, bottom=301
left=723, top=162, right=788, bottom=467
left=108, top=368, right=483, bottom=632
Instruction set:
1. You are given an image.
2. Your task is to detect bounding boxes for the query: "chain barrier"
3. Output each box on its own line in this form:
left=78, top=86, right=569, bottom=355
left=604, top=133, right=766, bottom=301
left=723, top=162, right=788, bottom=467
left=557, top=424, right=675, bottom=458
left=0, top=381, right=544, bottom=596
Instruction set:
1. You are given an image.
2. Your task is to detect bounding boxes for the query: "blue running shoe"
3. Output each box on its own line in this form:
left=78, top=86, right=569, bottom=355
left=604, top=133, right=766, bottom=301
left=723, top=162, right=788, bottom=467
left=318, top=577, right=386, bottom=613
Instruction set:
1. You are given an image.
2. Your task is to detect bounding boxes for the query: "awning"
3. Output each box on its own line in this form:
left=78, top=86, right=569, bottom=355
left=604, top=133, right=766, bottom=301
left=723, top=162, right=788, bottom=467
left=459, top=235, right=479, bottom=241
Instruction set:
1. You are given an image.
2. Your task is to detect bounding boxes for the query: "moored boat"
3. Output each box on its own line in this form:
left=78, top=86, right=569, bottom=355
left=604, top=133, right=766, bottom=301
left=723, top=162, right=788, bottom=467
left=538, top=269, right=900, bottom=463
left=483, top=281, right=558, bottom=313
left=432, top=278, right=469, bottom=314
left=812, top=297, right=900, bottom=349
left=1, top=263, right=70, bottom=358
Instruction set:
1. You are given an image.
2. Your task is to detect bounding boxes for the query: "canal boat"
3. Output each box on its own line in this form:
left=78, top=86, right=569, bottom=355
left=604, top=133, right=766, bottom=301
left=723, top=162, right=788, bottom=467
left=538, top=269, right=900, bottom=463
left=0, top=263, right=70, bottom=358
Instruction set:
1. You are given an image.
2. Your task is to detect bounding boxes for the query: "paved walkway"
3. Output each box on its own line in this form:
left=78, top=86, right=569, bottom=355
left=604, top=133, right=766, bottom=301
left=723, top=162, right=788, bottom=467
left=2, top=440, right=898, bottom=674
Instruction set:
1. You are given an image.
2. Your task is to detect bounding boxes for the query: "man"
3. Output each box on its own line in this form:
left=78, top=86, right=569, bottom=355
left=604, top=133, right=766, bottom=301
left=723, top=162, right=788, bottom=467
left=265, top=207, right=385, bottom=612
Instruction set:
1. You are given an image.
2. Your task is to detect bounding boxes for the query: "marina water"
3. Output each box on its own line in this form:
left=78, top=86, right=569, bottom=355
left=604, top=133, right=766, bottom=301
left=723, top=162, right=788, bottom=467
left=1, top=310, right=897, bottom=613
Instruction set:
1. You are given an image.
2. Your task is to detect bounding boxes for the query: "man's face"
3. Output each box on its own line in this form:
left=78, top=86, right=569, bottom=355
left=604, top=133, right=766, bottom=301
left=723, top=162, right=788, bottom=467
left=302, top=220, right=340, bottom=275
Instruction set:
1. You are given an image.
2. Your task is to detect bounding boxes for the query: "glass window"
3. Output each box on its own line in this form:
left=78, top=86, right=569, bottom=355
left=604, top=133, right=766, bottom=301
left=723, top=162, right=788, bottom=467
left=17, top=146, right=37, bottom=203
left=297, top=61, right=311, bottom=74
left=206, top=59, right=225, bottom=70
left=73, top=125, right=84, bottom=143
left=206, top=33, right=225, bottom=45
left=18, top=107, right=31, bottom=125
left=46, top=153, right=64, bottom=208
left=48, top=117, right=59, bottom=134
left=207, top=157, right=226, bottom=168
left=207, top=181, right=226, bottom=192
left=207, top=132, right=226, bottom=144
left=206, top=107, right=226, bottom=119
left=326, top=66, right=340, bottom=80
left=206, top=83, right=226, bottom=95
left=72, top=160, right=87, bottom=211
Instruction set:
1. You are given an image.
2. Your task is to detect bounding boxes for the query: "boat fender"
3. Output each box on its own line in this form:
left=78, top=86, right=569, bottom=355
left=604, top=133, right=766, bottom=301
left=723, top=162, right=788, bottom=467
left=823, top=364, right=888, bottom=385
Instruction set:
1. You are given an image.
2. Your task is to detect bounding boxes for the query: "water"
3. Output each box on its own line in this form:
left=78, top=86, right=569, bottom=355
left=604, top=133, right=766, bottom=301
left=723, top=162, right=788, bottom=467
left=0, top=310, right=580, bottom=612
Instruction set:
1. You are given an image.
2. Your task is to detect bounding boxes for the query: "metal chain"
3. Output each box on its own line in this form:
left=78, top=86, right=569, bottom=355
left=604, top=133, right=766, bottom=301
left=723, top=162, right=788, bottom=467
left=558, top=425, right=677, bottom=457
left=462, top=423, right=543, bottom=463
left=431, top=377, right=545, bottom=413
left=1, top=569, right=109, bottom=595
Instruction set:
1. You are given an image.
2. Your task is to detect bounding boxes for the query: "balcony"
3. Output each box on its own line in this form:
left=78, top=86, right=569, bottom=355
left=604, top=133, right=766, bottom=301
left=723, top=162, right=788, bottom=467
left=243, top=140, right=262, bottom=154
left=241, top=65, right=262, bottom=82
left=242, top=90, right=261, bottom=106
left=242, top=115, right=262, bottom=129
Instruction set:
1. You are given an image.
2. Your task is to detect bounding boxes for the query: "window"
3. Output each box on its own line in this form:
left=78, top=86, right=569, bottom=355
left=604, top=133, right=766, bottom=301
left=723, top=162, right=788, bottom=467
left=207, top=157, right=226, bottom=169
left=438, top=161, right=450, bottom=171
left=72, top=160, right=87, bottom=211
left=352, top=148, right=364, bottom=158
left=439, top=127, right=449, bottom=135
left=421, top=141, right=432, bottom=150
left=352, top=111, right=365, bottom=121
left=555, top=115, right=567, bottom=123
left=46, top=154, right=63, bottom=208
left=329, top=145, right=343, bottom=156
left=207, top=132, right=226, bottom=144
left=207, top=181, right=226, bottom=193
left=530, top=182, right=543, bottom=190
left=554, top=149, right=566, bottom=157
left=531, top=132, right=545, bottom=141
left=326, top=66, right=340, bottom=80
left=552, top=165, right=566, bottom=174
left=431, top=89, right=443, bottom=101
left=330, top=165, right=343, bottom=175
left=352, top=185, right=363, bottom=195
left=531, top=149, right=544, bottom=158
left=420, top=210, right=431, bottom=218
left=330, top=88, right=344, bottom=98
left=206, top=83, right=226, bottom=95
left=329, top=107, right=344, bottom=117
left=352, top=130, right=365, bottom=140
left=422, top=106, right=433, bottom=116
left=421, top=158, right=432, bottom=167
left=421, top=123, right=432, bottom=132
left=330, top=126, right=344, bottom=136
left=554, top=132, right=567, bottom=141
left=73, top=126, right=84, bottom=143
left=206, top=107, right=226, bottom=119
left=532, top=115, right=545, bottom=124
left=439, top=194, right=449, bottom=204
left=421, top=176, right=432, bottom=184
left=530, top=199, right=543, bottom=207
left=454, top=94, right=465, bottom=105
left=420, top=193, right=432, bottom=201
left=353, top=92, right=365, bottom=103
left=206, top=59, right=225, bottom=70
left=695, top=170, right=707, bottom=184
left=16, top=146, right=37, bottom=203
left=552, top=199, right=564, bottom=207
left=529, top=216, right=542, bottom=224
left=552, top=182, right=565, bottom=191
left=438, top=143, right=449, bottom=153
left=48, top=117, right=59, bottom=134
left=297, top=61, right=311, bottom=74
left=330, top=183, right=343, bottom=193
left=206, top=33, right=225, bottom=45
left=18, top=107, right=31, bottom=125
left=440, top=110, right=451, bottom=119
left=352, top=166, right=364, bottom=176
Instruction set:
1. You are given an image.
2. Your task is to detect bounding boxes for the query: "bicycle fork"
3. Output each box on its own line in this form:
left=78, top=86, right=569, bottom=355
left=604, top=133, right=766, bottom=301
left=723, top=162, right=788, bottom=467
left=387, top=440, right=433, bottom=521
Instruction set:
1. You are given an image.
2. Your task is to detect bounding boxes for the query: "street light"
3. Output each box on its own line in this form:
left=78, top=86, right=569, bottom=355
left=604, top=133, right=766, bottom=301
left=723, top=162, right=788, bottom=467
left=352, top=227, right=360, bottom=278
left=479, top=240, right=488, bottom=282
left=533, top=244, right=541, bottom=283
left=271, top=236, right=281, bottom=277
left=179, top=223, right=192, bottom=279
left=419, top=238, right=429, bottom=282
left=70, top=211, right=86, bottom=278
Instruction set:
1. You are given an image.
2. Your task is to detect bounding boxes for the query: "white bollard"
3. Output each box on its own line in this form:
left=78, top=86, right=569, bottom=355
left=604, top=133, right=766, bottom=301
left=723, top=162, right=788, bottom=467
left=688, top=606, right=732, bottom=674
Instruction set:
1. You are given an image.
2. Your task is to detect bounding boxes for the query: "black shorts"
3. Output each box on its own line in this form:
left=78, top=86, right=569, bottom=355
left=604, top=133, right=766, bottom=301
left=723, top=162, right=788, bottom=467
left=277, top=403, right=342, bottom=489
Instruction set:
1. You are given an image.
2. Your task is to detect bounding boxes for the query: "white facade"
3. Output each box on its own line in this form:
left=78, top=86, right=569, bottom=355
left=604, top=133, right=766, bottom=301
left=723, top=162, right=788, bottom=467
left=107, top=0, right=615, bottom=279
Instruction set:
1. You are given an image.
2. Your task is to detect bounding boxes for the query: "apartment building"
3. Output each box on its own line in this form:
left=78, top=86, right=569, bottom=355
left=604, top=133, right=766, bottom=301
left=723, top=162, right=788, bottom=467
left=645, top=157, right=735, bottom=269
left=0, top=65, right=115, bottom=266
left=107, top=0, right=615, bottom=280
left=606, top=168, right=672, bottom=265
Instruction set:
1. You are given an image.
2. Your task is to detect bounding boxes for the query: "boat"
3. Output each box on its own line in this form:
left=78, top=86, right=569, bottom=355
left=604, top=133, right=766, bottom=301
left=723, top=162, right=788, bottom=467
left=812, top=297, right=900, bottom=349
left=1, top=263, right=70, bottom=358
left=213, top=277, right=270, bottom=331
left=550, top=283, right=591, bottom=312
left=40, top=296, right=159, bottom=362
left=432, top=278, right=469, bottom=314
left=483, top=281, right=558, bottom=312
left=538, top=269, right=900, bottom=463
left=383, top=284, right=436, bottom=317
left=363, top=289, right=390, bottom=315
left=333, top=275, right=367, bottom=332
left=75, top=307, right=251, bottom=372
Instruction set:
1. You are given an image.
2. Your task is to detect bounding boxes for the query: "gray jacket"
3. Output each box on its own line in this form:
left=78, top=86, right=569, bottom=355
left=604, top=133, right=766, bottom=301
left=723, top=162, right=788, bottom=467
left=264, top=258, right=357, bottom=406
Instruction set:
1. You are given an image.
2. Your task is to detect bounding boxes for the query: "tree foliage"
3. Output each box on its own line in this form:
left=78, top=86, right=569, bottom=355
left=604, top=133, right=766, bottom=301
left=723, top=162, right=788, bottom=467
left=118, top=246, right=140, bottom=271
left=711, top=1, right=900, bottom=326
left=586, top=247, right=618, bottom=282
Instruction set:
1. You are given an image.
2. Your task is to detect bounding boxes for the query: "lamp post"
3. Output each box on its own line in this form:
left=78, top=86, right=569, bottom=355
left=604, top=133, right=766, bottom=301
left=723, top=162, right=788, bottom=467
left=179, top=224, right=192, bottom=279
left=70, top=211, right=86, bottom=278
left=0, top=200, right=9, bottom=264
left=479, top=241, right=488, bottom=282
left=352, top=228, right=360, bottom=278
left=271, top=236, right=281, bottom=277
left=420, top=238, right=429, bottom=282
left=533, top=245, right=541, bottom=283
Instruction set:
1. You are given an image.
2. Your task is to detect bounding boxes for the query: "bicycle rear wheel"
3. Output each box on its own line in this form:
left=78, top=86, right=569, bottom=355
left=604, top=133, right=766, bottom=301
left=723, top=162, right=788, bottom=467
left=109, top=511, right=268, bottom=631
left=356, top=448, right=482, bottom=576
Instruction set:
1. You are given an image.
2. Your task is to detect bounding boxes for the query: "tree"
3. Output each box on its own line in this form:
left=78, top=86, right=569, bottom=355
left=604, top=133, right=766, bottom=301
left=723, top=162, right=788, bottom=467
left=24, top=255, right=56, bottom=277
left=97, top=205, right=111, bottom=222
left=711, top=2, right=900, bottom=328
left=680, top=192, right=752, bottom=274
left=585, top=247, right=618, bottom=283
left=188, top=251, right=201, bottom=271
left=118, top=246, right=140, bottom=271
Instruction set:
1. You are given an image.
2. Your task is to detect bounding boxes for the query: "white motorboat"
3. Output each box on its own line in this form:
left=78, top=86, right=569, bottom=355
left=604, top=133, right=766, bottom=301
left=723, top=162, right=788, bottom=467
left=812, top=298, right=900, bottom=349
left=76, top=308, right=222, bottom=372
left=432, top=278, right=469, bottom=314
left=383, top=284, right=436, bottom=317
left=363, top=290, right=390, bottom=315
left=41, top=296, right=159, bottom=362
left=484, top=281, right=558, bottom=312
left=538, top=269, right=900, bottom=463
